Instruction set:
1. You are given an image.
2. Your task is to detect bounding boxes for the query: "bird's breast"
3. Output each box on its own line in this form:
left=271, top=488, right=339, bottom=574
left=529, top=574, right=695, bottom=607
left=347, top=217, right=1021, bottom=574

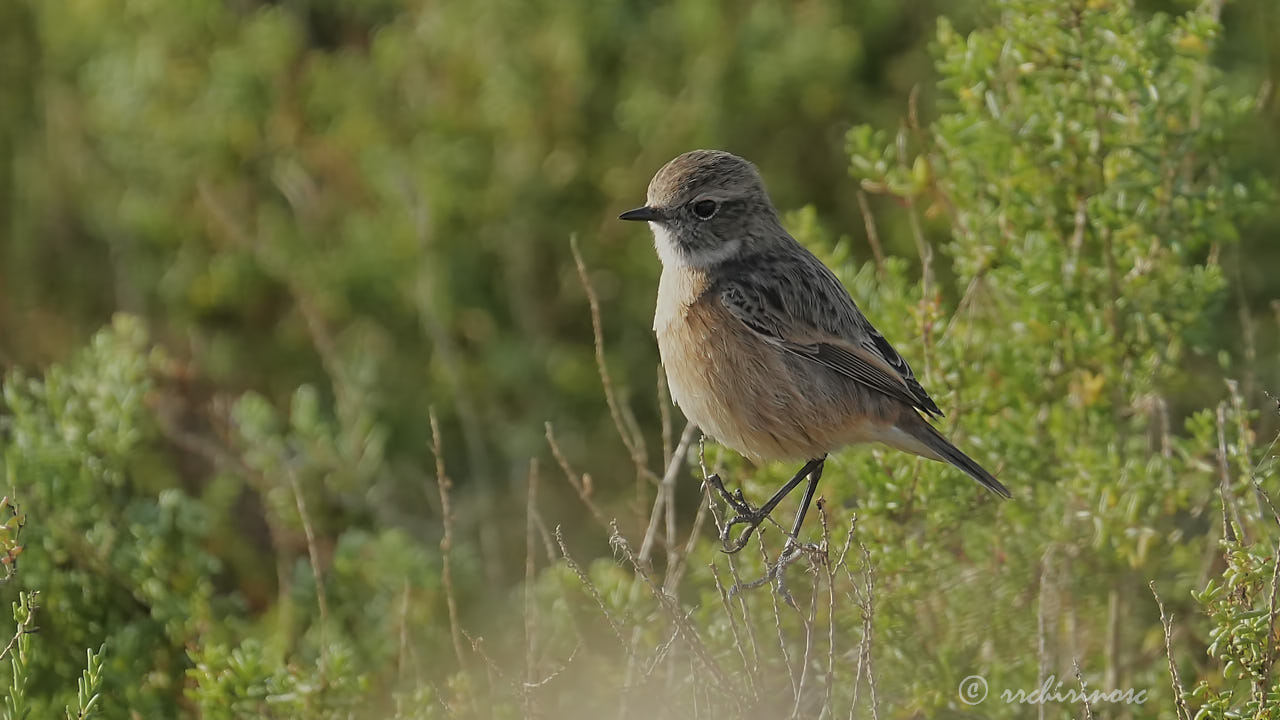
left=655, top=275, right=810, bottom=461
left=653, top=268, right=904, bottom=462
left=652, top=266, right=707, bottom=335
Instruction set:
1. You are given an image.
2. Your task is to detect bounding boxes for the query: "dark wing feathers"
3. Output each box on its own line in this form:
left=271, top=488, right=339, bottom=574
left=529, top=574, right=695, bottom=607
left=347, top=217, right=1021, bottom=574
left=864, top=327, right=943, bottom=417
left=807, top=342, right=942, bottom=417
left=716, top=252, right=943, bottom=419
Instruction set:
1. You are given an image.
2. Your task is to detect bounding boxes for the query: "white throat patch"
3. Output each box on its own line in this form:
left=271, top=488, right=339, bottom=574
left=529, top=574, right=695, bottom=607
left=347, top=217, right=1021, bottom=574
left=650, top=222, right=741, bottom=269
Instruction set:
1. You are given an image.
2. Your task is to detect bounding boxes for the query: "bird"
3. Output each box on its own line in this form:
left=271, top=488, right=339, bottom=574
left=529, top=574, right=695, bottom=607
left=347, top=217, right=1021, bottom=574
left=618, top=149, right=1010, bottom=563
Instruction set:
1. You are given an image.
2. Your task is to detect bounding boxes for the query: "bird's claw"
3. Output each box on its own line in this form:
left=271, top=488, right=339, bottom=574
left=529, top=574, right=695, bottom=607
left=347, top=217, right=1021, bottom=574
left=721, top=509, right=767, bottom=554
left=706, top=474, right=767, bottom=554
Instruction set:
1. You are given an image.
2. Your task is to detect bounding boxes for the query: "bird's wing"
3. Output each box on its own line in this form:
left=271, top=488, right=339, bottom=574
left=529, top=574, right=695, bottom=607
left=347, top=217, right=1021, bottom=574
left=716, top=253, right=944, bottom=418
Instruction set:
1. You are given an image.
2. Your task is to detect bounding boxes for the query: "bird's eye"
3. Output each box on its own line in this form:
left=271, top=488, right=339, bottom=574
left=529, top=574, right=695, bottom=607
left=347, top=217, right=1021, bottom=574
left=692, top=199, right=718, bottom=220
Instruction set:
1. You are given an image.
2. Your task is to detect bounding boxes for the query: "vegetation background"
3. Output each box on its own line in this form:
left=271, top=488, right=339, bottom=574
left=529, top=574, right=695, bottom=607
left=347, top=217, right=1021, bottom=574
left=0, top=0, right=1278, bottom=717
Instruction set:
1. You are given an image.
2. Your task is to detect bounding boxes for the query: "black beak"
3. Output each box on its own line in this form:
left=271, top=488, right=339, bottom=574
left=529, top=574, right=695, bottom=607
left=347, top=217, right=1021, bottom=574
left=619, top=206, right=660, bottom=222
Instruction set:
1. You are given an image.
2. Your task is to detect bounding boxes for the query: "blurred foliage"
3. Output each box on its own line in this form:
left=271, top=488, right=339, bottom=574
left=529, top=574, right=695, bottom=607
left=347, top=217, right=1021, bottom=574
left=0, top=316, right=219, bottom=717
left=0, top=0, right=981, bottom=491
left=0, top=0, right=1278, bottom=718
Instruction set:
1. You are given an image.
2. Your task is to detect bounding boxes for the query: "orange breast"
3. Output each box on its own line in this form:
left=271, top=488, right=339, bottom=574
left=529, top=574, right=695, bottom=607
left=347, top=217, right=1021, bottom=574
left=656, top=288, right=841, bottom=462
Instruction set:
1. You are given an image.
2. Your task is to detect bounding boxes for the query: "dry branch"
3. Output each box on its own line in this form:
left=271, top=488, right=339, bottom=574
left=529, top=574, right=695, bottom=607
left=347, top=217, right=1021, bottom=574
left=430, top=408, right=467, bottom=670
left=1149, top=582, right=1191, bottom=720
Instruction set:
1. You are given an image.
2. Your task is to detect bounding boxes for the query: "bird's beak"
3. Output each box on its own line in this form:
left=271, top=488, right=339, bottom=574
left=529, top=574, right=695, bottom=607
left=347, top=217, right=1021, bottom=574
left=619, top=206, right=661, bottom=222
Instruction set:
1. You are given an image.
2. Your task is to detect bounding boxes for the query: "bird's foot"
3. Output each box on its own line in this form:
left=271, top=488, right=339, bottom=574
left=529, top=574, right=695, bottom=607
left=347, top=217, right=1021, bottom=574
left=729, top=538, right=824, bottom=608
left=706, top=473, right=768, bottom=553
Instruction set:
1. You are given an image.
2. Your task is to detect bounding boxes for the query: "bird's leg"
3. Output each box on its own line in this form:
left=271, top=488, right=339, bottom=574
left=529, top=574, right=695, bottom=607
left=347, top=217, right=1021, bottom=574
left=770, top=459, right=826, bottom=604
left=785, top=458, right=824, bottom=548
left=718, top=456, right=825, bottom=554
left=728, top=459, right=827, bottom=606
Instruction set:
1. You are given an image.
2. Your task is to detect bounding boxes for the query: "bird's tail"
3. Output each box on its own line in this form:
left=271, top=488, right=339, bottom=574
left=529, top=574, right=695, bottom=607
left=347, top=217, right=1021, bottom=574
left=901, top=415, right=1011, bottom=498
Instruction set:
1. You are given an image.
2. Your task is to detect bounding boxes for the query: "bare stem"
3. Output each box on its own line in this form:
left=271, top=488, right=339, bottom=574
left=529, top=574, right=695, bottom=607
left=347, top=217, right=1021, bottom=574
left=640, top=422, right=695, bottom=565
left=286, top=465, right=329, bottom=646
left=609, top=523, right=738, bottom=705
left=1149, top=582, right=1191, bottom=720
left=1073, top=659, right=1095, bottom=720
left=1217, top=404, right=1244, bottom=544
left=523, top=458, right=540, bottom=714
left=430, top=409, right=467, bottom=671
left=855, top=191, right=886, bottom=280
left=545, top=422, right=612, bottom=530
left=569, top=235, right=654, bottom=497
left=553, top=527, right=628, bottom=648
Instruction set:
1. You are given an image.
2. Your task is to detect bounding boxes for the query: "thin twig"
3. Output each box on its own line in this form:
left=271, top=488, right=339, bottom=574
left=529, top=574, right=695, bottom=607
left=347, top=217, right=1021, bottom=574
left=863, top=539, right=880, bottom=720
left=698, top=438, right=761, bottom=672
left=820, top=500, right=837, bottom=717
left=710, top=565, right=761, bottom=702
left=463, top=630, right=520, bottom=702
left=1072, top=660, right=1095, bottom=720
left=545, top=422, right=611, bottom=529
left=640, top=422, right=695, bottom=564
left=896, top=106, right=935, bottom=307
left=568, top=236, right=653, bottom=491
left=847, top=522, right=879, bottom=720
left=1226, top=380, right=1266, bottom=525
left=1149, top=582, right=1191, bottom=720
left=791, top=565, right=819, bottom=720
left=609, top=523, right=738, bottom=704
left=760, top=538, right=799, bottom=698
left=902, top=185, right=936, bottom=381
left=285, top=465, right=329, bottom=641
left=523, top=458, right=540, bottom=716
left=855, top=191, right=886, bottom=280
left=665, top=474, right=712, bottom=593
left=1217, top=404, right=1243, bottom=544
left=529, top=501, right=559, bottom=566
left=430, top=409, right=467, bottom=670
left=641, top=624, right=683, bottom=680
left=553, top=527, right=628, bottom=648
left=524, top=646, right=580, bottom=690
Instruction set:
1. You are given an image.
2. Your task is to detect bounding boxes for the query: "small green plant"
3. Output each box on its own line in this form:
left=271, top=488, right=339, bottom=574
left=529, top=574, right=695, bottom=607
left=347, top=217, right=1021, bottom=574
left=1184, top=396, right=1280, bottom=719
left=1192, top=539, right=1280, bottom=717
left=2, top=591, right=38, bottom=720
left=0, top=551, right=106, bottom=720
left=65, top=646, right=105, bottom=720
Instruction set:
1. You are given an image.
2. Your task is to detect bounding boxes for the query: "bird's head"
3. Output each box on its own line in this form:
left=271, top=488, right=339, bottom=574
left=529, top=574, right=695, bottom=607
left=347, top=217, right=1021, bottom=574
left=619, top=150, right=781, bottom=268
